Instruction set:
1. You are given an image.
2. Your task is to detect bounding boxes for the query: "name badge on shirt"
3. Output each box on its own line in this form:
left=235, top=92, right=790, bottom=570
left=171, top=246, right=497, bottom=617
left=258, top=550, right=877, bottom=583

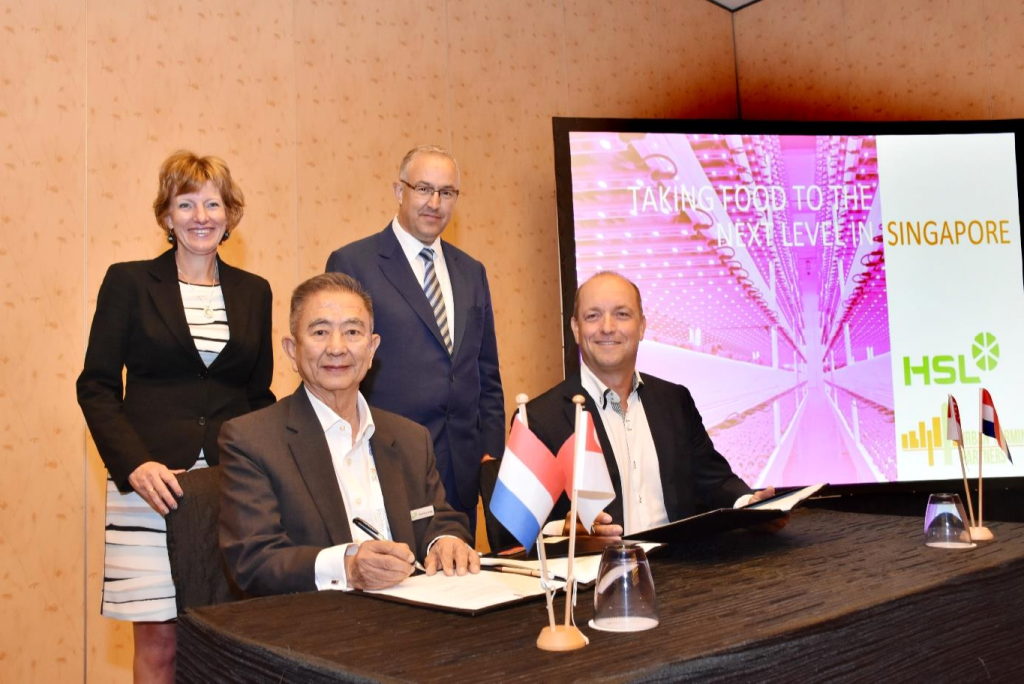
left=410, top=505, right=435, bottom=521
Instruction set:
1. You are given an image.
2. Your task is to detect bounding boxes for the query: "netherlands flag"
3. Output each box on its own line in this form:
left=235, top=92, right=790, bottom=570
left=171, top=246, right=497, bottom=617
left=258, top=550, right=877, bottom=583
left=980, top=389, right=1012, bottom=463
left=489, top=417, right=564, bottom=550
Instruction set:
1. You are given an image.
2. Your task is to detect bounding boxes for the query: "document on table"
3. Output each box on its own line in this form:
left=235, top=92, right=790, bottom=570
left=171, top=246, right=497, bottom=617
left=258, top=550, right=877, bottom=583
left=362, top=570, right=565, bottom=616
left=480, top=542, right=661, bottom=585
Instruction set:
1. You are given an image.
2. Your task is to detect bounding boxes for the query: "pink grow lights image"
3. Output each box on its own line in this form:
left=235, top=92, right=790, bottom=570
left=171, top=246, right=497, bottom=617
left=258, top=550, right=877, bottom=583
left=569, top=132, right=893, bottom=487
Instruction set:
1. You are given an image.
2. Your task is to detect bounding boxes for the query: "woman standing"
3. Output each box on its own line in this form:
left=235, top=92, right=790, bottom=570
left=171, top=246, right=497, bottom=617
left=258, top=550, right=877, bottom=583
left=77, top=151, right=275, bottom=682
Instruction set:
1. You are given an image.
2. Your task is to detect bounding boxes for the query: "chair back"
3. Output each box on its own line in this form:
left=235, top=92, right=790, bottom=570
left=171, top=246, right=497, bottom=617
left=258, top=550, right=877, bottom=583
left=165, top=466, right=243, bottom=613
left=479, top=458, right=519, bottom=553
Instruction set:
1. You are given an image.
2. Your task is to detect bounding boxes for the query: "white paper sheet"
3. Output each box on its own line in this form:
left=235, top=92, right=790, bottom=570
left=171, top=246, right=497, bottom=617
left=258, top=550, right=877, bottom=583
left=480, top=543, right=661, bottom=585
left=364, top=570, right=565, bottom=613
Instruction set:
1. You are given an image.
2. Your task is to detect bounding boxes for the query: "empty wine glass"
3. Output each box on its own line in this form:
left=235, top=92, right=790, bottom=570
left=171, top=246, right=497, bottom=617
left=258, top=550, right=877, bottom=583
left=924, top=493, right=975, bottom=549
left=589, top=542, right=659, bottom=632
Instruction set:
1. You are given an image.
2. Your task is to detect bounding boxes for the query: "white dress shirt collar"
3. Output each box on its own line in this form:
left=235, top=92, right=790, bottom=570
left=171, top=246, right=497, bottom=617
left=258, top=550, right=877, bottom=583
left=304, top=386, right=375, bottom=444
left=580, top=362, right=643, bottom=412
left=390, top=216, right=456, bottom=344
left=392, top=215, right=443, bottom=258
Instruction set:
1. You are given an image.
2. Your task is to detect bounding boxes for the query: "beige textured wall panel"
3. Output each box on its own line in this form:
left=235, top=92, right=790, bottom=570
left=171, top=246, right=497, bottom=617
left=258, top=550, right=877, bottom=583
left=564, top=0, right=737, bottom=118
left=447, top=0, right=570, bottom=407
left=0, top=1, right=86, bottom=682
left=648, top=0, right=738, bottom=118
left=735, top=0, right=851, bottom=119
left=84, top=1, right=296, bottom=679
left=294, top=0, right=453, bottom=280
left=736, top=0, right=1003, bottom=121
left=842, top=0, right=989, bottom=120
left=985, top=0, right=1024, bottom=118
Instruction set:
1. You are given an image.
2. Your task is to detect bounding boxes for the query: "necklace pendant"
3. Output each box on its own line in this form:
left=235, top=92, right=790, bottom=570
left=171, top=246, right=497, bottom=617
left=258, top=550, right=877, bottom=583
left=203, top=305, right=215, bottom=319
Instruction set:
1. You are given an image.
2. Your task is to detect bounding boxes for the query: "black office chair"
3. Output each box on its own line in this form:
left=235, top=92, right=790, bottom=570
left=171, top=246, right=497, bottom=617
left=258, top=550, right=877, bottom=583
left=165, top=466, right=244, bottom=614
left=478, top=458, right=519, bottom=553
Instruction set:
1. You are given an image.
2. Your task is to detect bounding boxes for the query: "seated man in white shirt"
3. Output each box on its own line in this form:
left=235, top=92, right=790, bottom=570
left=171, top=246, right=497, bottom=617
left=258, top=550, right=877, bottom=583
left=220, top=273, right=479, bottom=595
left=526, top=271, right=786, bottom=539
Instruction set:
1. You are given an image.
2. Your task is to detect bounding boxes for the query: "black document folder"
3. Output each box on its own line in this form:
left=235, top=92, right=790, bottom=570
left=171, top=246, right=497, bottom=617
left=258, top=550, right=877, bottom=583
left=623, top=483, right=826, bottom=543
left=622, top=506, right=788, bottom=543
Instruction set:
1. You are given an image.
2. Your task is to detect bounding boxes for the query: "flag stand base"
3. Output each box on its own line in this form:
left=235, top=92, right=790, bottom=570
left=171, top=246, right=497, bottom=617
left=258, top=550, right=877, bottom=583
left=537, top=625, right=587, bottom=651
left=970, top=526, right=994, bottom=541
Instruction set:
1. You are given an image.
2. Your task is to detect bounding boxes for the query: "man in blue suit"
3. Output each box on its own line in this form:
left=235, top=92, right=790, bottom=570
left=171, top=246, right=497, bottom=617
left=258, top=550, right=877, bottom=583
left=325, top=145, right=505, bottom=533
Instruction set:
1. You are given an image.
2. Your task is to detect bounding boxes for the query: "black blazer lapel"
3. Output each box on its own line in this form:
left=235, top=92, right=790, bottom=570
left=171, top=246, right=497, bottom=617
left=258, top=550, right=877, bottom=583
left=443, top=242, right=470, bottom=360
left=369, top=426, right=416, bottom=551
left=562, top=375, right=625, bottom=524
left=145, top=249, right=203, bottom=365
left=639, top=375, right=681, bottom=517
left=211, top=255, right=244, bottom=369
left=375, top=227, right=449, bottom=353
left=285, top=387, right=352, bottom=546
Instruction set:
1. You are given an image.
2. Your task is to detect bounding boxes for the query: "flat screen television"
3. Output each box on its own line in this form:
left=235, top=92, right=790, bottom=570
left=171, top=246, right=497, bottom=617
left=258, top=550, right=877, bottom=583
left=553, top=117, right=1023, bottom=493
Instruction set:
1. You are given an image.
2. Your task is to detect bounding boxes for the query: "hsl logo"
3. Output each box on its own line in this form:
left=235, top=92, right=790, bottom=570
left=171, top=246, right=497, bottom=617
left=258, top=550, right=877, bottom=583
left=903, top=332, right=1000, bottom=385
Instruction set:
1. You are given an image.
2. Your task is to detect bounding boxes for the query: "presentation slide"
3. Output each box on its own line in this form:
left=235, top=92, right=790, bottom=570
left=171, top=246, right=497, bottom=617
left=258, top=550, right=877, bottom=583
left=563, top=128, right=1022, bottom=488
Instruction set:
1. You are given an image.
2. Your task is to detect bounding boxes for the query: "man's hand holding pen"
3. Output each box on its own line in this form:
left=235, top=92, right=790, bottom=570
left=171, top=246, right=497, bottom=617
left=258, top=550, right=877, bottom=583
left=347, top=517, right=479, bottom=589
left=345, top=540, right=419, bottom=590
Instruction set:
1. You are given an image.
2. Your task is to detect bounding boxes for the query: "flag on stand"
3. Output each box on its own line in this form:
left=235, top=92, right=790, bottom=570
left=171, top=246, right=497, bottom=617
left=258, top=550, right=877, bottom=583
left=980, top=389, right=1013, bottom=463
left=490, top=417, right=564, bottom=550
left=946, top=394, right=963, bottom=444
left=556, top=410, right=615, bottom=531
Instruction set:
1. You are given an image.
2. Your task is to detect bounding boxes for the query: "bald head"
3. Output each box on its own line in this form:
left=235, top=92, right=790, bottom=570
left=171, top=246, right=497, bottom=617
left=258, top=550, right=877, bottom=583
left=572, top=271, right=644, bottom=322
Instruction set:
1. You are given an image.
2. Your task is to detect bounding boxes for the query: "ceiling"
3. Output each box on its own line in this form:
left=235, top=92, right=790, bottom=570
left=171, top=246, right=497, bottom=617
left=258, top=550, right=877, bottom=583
left=705, top=0, right=766, bottom=11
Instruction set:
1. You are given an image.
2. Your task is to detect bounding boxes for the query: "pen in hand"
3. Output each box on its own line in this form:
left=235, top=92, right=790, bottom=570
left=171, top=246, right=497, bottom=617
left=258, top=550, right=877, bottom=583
left=352, top=517, right=427, bottom=573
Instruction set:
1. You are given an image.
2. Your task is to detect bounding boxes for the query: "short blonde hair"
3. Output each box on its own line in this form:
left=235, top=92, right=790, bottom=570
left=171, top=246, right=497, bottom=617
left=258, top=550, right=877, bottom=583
left=152, top=150, right=246, bottom=238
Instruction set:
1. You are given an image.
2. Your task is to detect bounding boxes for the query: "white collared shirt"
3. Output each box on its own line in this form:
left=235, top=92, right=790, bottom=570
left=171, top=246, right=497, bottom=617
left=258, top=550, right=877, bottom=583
left=576, top=364, right=753, bottom=536
left=391, top=217, right=456, bottom=343
left=308, top=387, right=393, bottom=591
left=580, top=363, right=669, bottom=536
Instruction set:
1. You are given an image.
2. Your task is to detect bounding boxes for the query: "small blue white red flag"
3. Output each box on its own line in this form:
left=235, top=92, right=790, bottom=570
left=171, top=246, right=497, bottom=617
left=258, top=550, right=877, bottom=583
left=490, top=417, right=564, bottom=550
left=980, top=389, right=1012, bottom=463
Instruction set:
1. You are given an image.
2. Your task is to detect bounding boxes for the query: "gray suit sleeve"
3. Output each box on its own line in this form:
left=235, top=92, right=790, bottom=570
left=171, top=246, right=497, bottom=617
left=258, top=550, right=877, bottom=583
left=219, top=418, right=322, bottom=595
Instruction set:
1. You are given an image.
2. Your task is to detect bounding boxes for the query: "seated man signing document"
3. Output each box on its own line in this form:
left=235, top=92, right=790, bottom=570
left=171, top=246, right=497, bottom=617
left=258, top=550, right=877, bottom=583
left=528, top=271, right=787, bottom=538
left=220, top=273, right=479, bottom=595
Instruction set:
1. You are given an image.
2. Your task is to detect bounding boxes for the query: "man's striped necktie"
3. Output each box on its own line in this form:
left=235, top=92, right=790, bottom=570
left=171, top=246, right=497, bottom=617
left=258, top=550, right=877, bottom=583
left=419, top=247, right=453, bottom=354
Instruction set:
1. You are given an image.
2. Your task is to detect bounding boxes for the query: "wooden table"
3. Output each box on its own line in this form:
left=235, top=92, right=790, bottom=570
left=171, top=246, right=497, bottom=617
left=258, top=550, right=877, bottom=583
left=177, top=509, right=1024, bottom=682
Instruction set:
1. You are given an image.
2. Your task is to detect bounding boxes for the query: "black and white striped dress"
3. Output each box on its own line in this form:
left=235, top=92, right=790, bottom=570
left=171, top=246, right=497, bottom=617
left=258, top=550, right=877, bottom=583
left=101, top=282, right=228, bottom=622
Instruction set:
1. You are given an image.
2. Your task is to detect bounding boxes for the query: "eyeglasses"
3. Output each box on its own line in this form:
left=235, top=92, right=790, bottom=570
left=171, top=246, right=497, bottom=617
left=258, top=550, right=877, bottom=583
left=400, top=179, right=460, bottom=202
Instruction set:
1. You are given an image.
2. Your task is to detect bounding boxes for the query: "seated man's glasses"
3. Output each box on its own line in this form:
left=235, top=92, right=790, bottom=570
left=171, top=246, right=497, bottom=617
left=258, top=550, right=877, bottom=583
left=400, top=179, right=460, bottom=202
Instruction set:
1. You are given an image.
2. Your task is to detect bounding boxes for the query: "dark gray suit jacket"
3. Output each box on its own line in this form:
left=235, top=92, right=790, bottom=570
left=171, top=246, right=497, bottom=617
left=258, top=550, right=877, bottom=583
left=219, top=385, right=472, bottom=596
left=525, top=372, right=752, bottom=527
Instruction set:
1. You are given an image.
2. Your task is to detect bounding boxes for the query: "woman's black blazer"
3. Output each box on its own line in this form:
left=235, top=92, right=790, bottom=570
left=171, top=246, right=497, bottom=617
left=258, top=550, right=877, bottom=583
left=77, top=248, right=276, bottom=491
